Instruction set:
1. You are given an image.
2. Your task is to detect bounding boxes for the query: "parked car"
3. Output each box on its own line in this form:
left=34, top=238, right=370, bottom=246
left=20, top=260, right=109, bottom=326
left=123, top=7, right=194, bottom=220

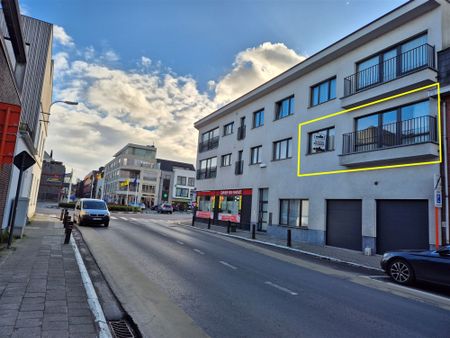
left=129, top=202, right=146, bottom=211
left=74, top=198, right=110, bottom=227
left=158, top=203, right=173, bottom=214
left=380, top=245, right=450, bottom=286
left=151, top=204, right=159, bottom=211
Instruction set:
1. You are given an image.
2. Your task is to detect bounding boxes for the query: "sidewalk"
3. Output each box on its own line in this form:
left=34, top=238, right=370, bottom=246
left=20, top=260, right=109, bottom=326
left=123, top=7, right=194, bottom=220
left=0, top=214, right=98, bottom=338
left=189, top=220, right=382, bottom=271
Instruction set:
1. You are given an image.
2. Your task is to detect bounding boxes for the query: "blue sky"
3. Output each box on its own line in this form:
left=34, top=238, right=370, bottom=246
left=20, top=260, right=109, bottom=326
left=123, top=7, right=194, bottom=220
left=20, top=0, right=407, bottom=177
left=24, top=0, right=405, bottom=90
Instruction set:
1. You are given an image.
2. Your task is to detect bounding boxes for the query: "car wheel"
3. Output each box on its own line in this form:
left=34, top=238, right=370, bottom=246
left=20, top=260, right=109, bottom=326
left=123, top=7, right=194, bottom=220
left=104, top=222, right=109, bottom=227
left=388, top=259, right=415, bottom=285
left=78, top=217, right=83, bottom=227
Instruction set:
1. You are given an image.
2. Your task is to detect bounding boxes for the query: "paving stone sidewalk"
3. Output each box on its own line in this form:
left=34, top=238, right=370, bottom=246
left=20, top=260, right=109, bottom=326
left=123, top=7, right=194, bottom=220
left=190, top=220, right=382, bottom=270
left=0, top=214, right=98, bottom=338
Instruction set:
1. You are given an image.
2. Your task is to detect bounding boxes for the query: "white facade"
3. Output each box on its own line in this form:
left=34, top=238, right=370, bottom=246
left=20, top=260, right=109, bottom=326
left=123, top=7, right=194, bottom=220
left=194, top=0, right=450, bottom=253
left=172, top=167, right=196, bottom=202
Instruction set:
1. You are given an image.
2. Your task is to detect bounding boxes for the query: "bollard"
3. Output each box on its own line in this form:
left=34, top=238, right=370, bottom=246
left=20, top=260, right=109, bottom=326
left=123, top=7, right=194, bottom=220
left=60, top=208, right=64, bottom=221
left=252, top=224, right=256, bottom=239
left=191, top=213, right=195, bottom=227
left=227, top=221, right=231, bottom=234
left=208, top=217, right=211, bottom=229
left=287, top=229, right=292, bottom=247
left=63, top=210, right=69, bottom=228
left=64, top=219, right=73, bottom=244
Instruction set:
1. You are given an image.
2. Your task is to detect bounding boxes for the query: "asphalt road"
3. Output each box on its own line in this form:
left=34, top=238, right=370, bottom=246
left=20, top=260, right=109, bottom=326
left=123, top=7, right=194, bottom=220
left=72, top=211, right=450, bottom=338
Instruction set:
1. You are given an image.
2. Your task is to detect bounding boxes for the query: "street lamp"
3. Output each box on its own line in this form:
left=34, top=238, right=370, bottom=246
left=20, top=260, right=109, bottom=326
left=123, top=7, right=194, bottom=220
left=42, top=100, right=79, bottom=116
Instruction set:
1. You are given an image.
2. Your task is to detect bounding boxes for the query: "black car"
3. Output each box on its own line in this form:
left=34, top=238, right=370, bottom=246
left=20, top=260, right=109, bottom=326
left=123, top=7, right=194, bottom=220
left=380, top=245, right=450, bottom=286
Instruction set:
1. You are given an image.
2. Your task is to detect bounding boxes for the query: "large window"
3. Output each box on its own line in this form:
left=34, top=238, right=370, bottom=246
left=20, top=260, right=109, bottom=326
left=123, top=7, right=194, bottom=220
left=176, top=188, right=189, bottom=198
left=198, top=157, right=217, bottom=179
left=221, top=153, right=232, bottom=167
left=353, top=100, right=431, bottom=152
left=275, top=96, right=295, bottom=120
left=311, top=78, right=336, bottom=106
left=177, top=176, right=187, bottom=185
left=273, top=138, right=292, bottom=160
left=356, top=34, right=428, bottom=89
left=188, top=178, right=195, bottom=186
left=200, top=128, right=219, bottom=152
left=250, top=146, right=262, bottom=165
left=279, top=199, right=309, bottom=227
left=223, top=122, right=234, bottom=136
left=309, top=127, right=335, bottom=154
left=253, top=109, right=264, bottom=128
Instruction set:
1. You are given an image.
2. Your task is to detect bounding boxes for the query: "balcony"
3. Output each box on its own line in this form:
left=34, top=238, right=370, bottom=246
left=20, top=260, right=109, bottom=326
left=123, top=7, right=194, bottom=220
left=235, top=160, right=244, bottom=175
left=342, top=44, right=436, bottom=107
left=196, top=167, right=217, bottom=180
left=237, top=125, right=246, bottom=141
left=340, top=116, right=438, bottom=167
left=199, top=136, right=219, bottom=153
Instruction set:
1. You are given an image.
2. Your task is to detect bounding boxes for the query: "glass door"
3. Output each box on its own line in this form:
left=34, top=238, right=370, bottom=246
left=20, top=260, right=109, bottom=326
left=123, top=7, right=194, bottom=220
left=258, top=188, right=269, bottom=231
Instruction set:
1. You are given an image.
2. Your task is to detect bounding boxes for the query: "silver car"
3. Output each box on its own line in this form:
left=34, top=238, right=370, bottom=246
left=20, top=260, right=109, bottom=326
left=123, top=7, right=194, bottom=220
left=74, top=198, right=110, bottom=227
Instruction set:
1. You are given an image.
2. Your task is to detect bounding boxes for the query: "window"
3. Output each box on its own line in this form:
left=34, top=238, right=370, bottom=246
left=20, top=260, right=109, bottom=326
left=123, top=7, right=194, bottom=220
left=176, top=188, right=189, bottom=198
left=177, top=176, right=187, bottom=185
left=273, top=138, right=292, bottom=160
left=201, top=127, right=219, bottom=142
left=279, top=199, right=309, bottom=227
left=198, top=157, right=217, bottom=179
left=223, top=122, right=234, bottom=136
left=188, top=178, right=195, bottom=186
left=200, top=128, right=219, bottom=152
left=309, top=127, right=335, bottom=153
left=275, top=96, right=295, bottom=120
left=253, top=110, right=264, bottom=128
left=356, top=34, right=428, bottom=89
left=221, top=153, right=232, bottom=167
left=311, top=78, right=336, bottom=106
left=250, top=146, right=262, bottom=164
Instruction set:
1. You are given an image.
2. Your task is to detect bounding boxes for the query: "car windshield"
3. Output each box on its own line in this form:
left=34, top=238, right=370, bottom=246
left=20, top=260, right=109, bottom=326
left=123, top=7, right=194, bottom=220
left=83, top=201, right=107, bottom=210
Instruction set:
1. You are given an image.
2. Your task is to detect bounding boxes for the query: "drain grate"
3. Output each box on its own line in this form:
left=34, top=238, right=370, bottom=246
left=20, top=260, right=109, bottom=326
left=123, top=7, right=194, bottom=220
left=109, top=320, right=135, bottom=338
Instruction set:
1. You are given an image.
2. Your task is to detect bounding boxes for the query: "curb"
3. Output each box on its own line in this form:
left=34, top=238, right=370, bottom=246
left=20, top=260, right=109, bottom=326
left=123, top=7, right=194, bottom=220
left=176, top=222, right=383, bottom=273
left=70, top=236, right=113, bottom=338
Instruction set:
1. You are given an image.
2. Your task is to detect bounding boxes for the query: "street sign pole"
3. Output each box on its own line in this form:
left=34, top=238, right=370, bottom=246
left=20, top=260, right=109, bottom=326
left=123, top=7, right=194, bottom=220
left=7, top=151, right=35, bottom=248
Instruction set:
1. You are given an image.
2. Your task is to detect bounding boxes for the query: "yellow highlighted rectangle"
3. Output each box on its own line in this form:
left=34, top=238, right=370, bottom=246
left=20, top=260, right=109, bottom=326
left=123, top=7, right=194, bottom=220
left=297, top=82, right=441, bottom=177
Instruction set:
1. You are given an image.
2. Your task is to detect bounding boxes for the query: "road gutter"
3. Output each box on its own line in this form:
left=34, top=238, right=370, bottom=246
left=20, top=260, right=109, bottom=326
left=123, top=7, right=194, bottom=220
left=70, top=236, right=113, bottom=338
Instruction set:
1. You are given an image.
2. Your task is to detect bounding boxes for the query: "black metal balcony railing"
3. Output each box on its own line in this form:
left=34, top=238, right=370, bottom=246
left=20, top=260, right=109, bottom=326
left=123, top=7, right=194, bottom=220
left=342, top=115, right=436, bottom=155
left=196, top=167, right=217, bottom=180
left=235, top=160, right=244, bottom=175
left=199, top=136, right=219, bottom=153
left=344, top=44, right=435, bottom=97
left=237, top=125, right=246, bottom=141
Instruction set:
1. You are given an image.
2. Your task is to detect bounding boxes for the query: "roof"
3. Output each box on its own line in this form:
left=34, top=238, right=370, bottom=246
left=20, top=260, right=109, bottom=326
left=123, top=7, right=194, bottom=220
left=194, top=0, right=440, bottom=129
left=157, top=158, right=195, bottom=172
left=113, top=143, right=157, bottom=157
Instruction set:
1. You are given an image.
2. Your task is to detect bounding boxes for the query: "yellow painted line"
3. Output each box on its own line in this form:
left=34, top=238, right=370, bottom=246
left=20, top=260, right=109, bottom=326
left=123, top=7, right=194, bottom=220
left=297, top=82, right=441, bottom=177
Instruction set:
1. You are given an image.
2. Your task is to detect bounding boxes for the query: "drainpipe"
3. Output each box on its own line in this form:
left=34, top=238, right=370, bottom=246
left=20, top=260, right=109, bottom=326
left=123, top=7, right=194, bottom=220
left=444, top=101, right=450, bottom=245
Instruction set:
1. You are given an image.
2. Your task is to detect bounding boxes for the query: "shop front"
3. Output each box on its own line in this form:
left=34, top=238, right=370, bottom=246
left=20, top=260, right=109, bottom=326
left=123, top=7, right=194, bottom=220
left=196, top=189, right=252, bottom=230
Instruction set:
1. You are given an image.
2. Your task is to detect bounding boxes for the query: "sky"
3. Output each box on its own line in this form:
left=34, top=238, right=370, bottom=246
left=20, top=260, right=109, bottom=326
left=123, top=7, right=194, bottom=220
left=20, top=0, right=406, bottom=179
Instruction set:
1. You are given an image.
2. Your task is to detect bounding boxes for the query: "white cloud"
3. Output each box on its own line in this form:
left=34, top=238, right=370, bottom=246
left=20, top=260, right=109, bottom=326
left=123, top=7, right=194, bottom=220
left=102, top=50, right=120, bottom=62
left=53, top=25, right=74, bottom=47
left=213, top=42, right=305, bottom=105
left=48, top=37, right=305, bottom=179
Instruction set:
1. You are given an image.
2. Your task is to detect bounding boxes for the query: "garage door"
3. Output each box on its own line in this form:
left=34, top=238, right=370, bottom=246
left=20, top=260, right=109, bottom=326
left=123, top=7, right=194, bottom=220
left=326, top=200, right=362, bottom=251
left=377, top=200, right=429, bottom=254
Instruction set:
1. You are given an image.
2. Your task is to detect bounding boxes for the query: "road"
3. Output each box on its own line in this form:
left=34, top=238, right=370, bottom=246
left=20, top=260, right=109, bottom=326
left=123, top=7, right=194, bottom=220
left=71, top=211, right=450, bottom=338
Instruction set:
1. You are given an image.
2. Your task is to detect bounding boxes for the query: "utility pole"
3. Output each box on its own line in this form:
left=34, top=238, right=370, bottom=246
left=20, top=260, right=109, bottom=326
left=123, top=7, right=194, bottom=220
left=66, top=168, right=73, bottom=203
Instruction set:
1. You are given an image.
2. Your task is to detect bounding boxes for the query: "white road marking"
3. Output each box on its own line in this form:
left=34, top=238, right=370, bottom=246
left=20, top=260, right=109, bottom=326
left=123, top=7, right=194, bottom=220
left=119, top=217, right=128, bottom=221
left=131, top=217, right=139, bottom=221
left=176, top=240, right=184, bottom=245
left=219, top=261, right=237, bottom=270
left=110, top=216, right=118, bottom=220
left=264, top=281, right=298, bottom=296
left=193, top=249, right=205, bottom=255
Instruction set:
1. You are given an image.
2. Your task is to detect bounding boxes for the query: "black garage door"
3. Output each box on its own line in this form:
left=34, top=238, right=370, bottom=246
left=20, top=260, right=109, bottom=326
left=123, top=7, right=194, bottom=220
left=377, top=200, right=429, bottom=254
left=326, top=200, right=362, bottom=251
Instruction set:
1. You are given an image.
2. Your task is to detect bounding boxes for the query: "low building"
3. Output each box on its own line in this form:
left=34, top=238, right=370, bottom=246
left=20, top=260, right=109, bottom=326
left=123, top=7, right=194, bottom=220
left=156, top=159, right=195, bottom=207
left=37, top=151, right=65, bottom=202
left=194, top=0, right=450, bottom=254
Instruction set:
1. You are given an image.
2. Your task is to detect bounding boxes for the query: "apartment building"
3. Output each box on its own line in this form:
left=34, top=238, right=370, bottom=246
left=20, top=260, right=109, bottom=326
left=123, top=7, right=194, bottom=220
left=194, top=0, right=450, bottom=254
left=37, top=151, right=65, bottom=202
left=103, top=144, right=160, bottom=206
left=156, top=159, right=195, bottom=206
left=0, top=4, right=53, bottom=235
